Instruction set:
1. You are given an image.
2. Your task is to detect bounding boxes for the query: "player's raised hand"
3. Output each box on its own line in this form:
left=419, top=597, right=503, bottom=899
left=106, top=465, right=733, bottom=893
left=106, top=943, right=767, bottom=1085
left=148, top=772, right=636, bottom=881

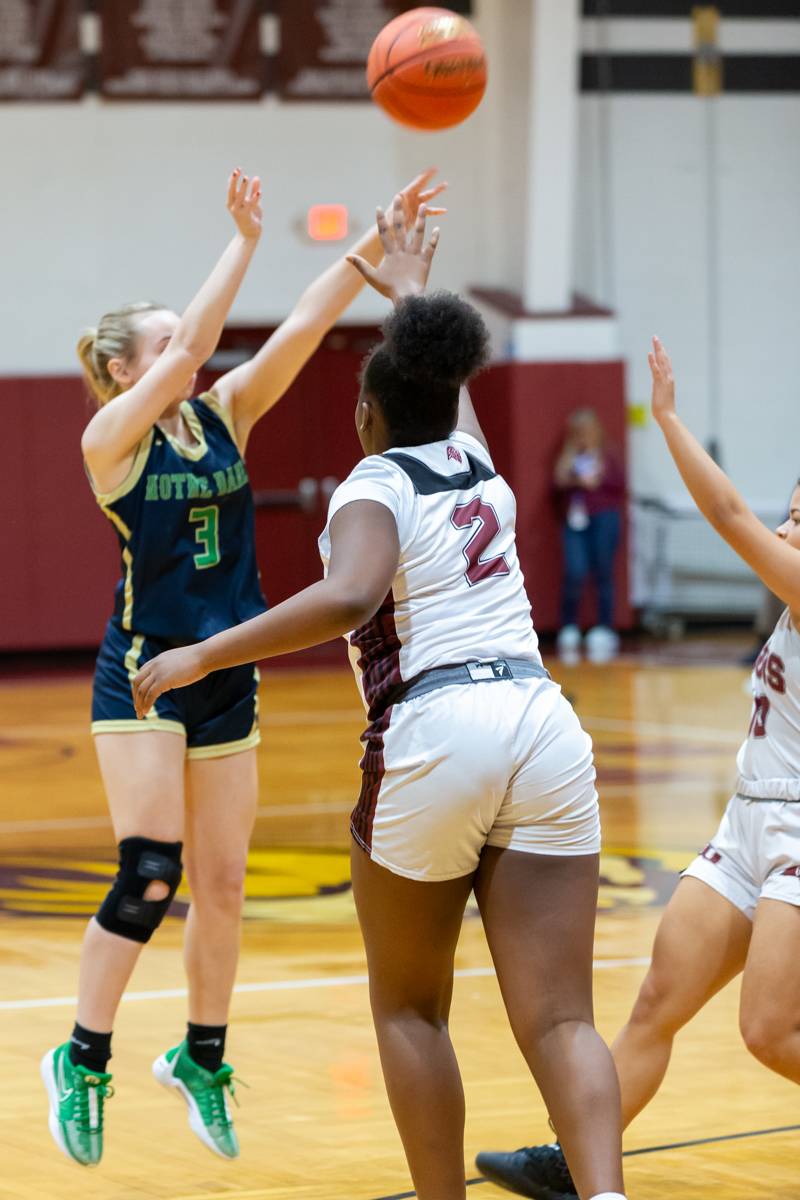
left=648, top=335, right=676, bottom=424
left=132, top=646, right=209, bottom=718
left=227, top=168, right=262, bottom=241
left=347, top=197, right=440, bottom=302
left=395, top=167, right=448, bottom=224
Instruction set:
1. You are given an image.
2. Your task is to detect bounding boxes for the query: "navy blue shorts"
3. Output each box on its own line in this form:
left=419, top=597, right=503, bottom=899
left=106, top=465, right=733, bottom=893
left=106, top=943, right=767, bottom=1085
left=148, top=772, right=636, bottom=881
left=91, top=620, right=260, bottom=760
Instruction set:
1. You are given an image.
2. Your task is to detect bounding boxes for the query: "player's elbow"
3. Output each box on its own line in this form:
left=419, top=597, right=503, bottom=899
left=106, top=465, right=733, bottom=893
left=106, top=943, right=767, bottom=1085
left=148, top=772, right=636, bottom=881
left=170, top=334, right=216, bottom=369
left=81, top=421, right=113, bottom=469
left=80, top=425, right=99, bottom=461
left=326, top=582, right=383, bottom=631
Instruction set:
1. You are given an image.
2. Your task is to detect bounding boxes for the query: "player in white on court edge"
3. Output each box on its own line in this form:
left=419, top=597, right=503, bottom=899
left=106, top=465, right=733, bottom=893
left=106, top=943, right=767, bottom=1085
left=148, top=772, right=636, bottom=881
left=476, top=338, right=800, bottom=1200
left=131, top=199, right=628, bottom=1200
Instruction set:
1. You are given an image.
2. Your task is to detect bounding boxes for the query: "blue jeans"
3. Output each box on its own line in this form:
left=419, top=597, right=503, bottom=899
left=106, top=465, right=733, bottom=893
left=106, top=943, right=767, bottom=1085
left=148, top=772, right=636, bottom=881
left=560, top=508, right=621, bottom=629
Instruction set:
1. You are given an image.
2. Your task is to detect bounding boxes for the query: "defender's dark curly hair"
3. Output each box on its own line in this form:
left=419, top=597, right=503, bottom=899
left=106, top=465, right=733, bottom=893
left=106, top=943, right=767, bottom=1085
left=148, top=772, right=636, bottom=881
left=363, top=291, right=491, bottom=445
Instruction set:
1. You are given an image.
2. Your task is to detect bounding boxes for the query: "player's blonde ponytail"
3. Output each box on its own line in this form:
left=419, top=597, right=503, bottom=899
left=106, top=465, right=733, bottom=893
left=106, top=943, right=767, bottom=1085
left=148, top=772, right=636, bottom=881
left=77, top=301, right=165, bottom=408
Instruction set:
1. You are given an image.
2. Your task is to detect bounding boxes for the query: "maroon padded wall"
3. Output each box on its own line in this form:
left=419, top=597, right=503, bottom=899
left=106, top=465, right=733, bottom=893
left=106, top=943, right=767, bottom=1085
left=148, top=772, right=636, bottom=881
left=471, top=359, right=631, bottom=633
left=1, top=344, right=630, bottom=652
left=2, top=377, right=118, bottom=650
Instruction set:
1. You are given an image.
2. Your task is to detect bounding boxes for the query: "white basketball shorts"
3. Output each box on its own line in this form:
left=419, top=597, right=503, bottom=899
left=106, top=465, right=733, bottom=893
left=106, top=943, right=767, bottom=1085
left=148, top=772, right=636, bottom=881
left=683, top=793, right=800, bottom=920
left=351, top=677, right=601, bottom=881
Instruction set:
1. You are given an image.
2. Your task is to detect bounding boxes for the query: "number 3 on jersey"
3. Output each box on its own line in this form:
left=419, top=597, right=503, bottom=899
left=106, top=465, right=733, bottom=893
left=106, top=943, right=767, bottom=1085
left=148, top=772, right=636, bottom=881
left=451, top=498, right=510, bottom=587
left=189, top=505, right=220, bottom=569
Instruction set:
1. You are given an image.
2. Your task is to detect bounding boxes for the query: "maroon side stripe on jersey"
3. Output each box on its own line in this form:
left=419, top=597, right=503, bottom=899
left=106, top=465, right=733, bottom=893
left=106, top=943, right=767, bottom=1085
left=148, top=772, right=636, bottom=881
left=351, top=707, right=393, bottom=854
left=350, top=593, right=402, bottom=852
left=350, top=591, right=403, bottom=722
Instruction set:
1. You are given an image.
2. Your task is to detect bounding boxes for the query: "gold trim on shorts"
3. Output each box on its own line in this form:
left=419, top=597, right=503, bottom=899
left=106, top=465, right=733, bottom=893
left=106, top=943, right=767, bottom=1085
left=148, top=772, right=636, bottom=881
left=91, top=718, right=186, bottom=737
left=185, top=729, right=261, bottom=761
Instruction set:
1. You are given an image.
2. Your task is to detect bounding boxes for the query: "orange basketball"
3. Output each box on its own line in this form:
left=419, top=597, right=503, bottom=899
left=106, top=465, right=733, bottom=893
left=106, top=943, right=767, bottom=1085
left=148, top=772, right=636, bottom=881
left=367, top=7, right=487, bottom=132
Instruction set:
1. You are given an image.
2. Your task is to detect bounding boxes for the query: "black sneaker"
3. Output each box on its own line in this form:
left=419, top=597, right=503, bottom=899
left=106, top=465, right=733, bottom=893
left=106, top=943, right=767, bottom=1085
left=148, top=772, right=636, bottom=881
left=475, top=1142, right=577, bottom=1199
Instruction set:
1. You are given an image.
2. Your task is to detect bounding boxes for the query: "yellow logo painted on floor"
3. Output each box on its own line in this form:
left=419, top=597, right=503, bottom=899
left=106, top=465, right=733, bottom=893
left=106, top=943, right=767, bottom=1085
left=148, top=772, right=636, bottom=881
left=0, top=846, right=692, bottom=922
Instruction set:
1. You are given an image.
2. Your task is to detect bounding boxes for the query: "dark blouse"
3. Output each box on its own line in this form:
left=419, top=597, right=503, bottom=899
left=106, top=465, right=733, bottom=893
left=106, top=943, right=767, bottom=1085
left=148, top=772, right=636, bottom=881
left=555, top=448, right=625, bottom=520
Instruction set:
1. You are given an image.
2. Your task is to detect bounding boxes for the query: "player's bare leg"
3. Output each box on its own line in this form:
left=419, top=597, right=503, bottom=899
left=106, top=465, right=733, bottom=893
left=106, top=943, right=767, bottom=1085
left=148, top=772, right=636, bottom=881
left=182, top=748, right=258, bottom=1024
left=350, top=844, right=475, bottom=1200
left=80, top=731, right=187, bottom=1029
left=474, top=846, right=623, bottom=1200
left=475, top=858, right=753, bottom=1198
left=613, top=876, right=751, bottom=1124
left=42, top=732, right=185, bottom=1165
left=739, top=897, right=800, bottom=1082
left=150, top=748, right=259, bottom=1161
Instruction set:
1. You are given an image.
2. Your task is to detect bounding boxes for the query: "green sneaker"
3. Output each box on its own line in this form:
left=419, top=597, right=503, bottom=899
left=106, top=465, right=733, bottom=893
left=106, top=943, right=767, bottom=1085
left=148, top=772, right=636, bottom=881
left=153, top=1042, right=240, bottom=1159
left=40, top=1043, right=113, bottom=1167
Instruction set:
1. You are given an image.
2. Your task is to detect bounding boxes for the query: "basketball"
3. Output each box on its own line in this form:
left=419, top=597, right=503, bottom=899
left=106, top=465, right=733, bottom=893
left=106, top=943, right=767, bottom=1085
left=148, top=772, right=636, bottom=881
left=367, top=7, right=487, bottom=132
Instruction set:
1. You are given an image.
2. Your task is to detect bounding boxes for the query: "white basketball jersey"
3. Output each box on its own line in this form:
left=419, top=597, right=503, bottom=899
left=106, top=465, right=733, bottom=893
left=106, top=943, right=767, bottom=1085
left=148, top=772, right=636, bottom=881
left=736, top=608, right=800, bottom=800
left=318, top=431, right=542, bottom=720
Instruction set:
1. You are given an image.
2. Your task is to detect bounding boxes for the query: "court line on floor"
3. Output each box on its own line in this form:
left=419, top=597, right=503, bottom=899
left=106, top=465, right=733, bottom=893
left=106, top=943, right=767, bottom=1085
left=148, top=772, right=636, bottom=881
left=0, top=957, right=648, bottom=1012
left=0, top=712, right=367, bottom=739
left=582, top=714, right=742, bottom=746
left=0, top=777, right=726, bottom=836
left=0, top=800, right=355, bottom=834
left=372, top=1123, right=800, bottom=1200
left=2, top=710, right=743, bottom=744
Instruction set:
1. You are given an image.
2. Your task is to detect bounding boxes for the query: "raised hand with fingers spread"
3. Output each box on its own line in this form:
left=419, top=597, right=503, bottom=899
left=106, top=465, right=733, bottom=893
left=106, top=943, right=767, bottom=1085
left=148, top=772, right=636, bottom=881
left=347, top=196, right=440, bottom=303
left=226, top=168, right=262, bottom=241
left=395, top=166, right=448, bottom=224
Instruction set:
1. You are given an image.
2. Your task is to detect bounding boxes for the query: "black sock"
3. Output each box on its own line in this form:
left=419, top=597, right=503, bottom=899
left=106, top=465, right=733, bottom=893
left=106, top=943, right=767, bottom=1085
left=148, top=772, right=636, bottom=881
left=186, top=1022, right=227, bottom=1073
left=69, top=1022, right=112, bottom=1074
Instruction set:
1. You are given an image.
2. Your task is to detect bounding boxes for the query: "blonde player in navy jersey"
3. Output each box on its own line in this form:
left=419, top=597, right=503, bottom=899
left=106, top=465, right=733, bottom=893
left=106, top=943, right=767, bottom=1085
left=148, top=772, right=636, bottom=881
left=40, top=168, right=446, bottom=1169
left=133, top=201, right=628, bottom=1200
left=475, top=339, right=800, bottom=1200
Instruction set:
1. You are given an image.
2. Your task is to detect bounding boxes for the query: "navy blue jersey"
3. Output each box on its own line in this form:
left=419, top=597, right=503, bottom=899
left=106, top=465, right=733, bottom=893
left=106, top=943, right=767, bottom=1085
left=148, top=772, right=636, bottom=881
left=92, top=393, right=266, bottom=642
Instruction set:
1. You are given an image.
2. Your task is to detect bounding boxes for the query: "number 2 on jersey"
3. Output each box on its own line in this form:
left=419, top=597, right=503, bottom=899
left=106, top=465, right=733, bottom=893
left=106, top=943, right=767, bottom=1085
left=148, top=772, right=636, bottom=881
left=451, top=498, right=510, bottom=587
left=189, top=505, right=220, bottom=569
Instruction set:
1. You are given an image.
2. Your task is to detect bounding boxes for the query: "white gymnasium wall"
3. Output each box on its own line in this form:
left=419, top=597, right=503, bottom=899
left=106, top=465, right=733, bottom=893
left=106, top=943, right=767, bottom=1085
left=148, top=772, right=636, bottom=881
left=0, top=100, right=481, bottom=372
left=575, top=91, right=800, bottom=507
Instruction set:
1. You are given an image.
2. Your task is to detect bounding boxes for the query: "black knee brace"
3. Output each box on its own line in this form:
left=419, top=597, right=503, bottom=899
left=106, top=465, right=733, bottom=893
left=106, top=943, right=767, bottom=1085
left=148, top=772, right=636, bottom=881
left=96, top=837, right=183, bottom=944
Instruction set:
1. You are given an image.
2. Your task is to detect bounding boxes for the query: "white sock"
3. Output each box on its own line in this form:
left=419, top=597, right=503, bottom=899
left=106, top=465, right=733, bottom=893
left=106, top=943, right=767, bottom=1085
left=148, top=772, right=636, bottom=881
left=589, top=1194, right=627, bottom=1200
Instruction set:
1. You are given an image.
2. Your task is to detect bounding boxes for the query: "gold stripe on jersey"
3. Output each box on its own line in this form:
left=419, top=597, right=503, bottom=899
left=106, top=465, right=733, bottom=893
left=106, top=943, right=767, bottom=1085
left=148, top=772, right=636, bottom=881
left=200, top=390, right=239, bottom=447
left=121, top=547, right=134, bottom=629
left=93, top=430, right=154, bottom=507
left=99, top=504, right=132, bottom=543
left=161, top=401, right=208, bottom=462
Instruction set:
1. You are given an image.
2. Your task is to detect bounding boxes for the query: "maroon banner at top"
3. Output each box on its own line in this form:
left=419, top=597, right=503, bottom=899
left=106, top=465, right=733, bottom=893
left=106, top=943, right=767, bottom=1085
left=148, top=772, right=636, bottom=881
left=100, top=0, right=266, bottom=101
left=277, top=0, right=427, bottom=101
left=277, top=0, right=474, bottom=102
left=0, top=0, right=84, bottom=101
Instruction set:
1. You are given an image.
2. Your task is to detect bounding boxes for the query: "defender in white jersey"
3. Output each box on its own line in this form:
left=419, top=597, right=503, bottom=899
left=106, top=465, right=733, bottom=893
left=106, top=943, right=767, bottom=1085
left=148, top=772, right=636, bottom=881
left=133, top=200, right=627, bottom=1200
left=477, top=340, right=800, bottom=1200
left=685, top=608, right=800, bottom=917
left=318, top=429, right=600, bottom=879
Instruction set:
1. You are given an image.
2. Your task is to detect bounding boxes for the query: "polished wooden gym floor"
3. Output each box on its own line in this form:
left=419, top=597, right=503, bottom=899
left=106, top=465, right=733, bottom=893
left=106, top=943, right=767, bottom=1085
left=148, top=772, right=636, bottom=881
left=1, top=642, right=798, bottom=1199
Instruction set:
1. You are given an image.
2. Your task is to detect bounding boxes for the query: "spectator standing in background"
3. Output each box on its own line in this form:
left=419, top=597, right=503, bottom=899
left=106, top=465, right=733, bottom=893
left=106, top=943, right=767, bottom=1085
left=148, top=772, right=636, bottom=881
left=554, top=409, right=625, bottom=664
